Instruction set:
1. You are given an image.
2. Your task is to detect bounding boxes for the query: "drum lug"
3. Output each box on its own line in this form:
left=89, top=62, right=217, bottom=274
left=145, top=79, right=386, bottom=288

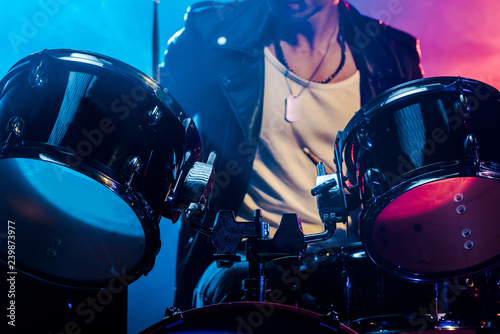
left=125, top=156, right=144, bottom=189
left=147, top=106, right=162, bottom=127
left=28, top=49, right=48, bottom=88
left=464, top=134, right=480, bottom=162
left=6, top=116, right=25, bottom=138
left=454, top=77, right=471, bottom=119
left=356, top=126, right=373, bottom=151
left=2, top=116, right=25, bottom=151
left=29, top=59, right=48, bottom=88
left=363, top=168, right=385, bottom=198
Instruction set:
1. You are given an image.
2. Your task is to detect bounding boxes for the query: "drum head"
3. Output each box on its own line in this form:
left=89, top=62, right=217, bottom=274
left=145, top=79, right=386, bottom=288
left=1, top=158, right=147, bottom=285
left=0, top=50, right=199, bottom=287
left=140, top=302, right=358, bottom=334
left=341, top=77, right=500, bottom=281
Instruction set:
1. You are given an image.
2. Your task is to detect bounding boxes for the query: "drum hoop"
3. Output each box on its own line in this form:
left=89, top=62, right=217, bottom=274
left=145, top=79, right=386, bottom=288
left=140, top=302, right=359, bottom=334
left=6, top=49, right=186, bottom=122
left=341, top=77, right=459, bottom=142
left=10, top=49, right=158, bottom=90
left=338, top=76, right=500, bottom=186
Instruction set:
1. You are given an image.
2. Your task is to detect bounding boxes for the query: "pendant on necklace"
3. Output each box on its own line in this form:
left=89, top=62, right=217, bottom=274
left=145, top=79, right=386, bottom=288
left=285, top=95, right=302, bottom=123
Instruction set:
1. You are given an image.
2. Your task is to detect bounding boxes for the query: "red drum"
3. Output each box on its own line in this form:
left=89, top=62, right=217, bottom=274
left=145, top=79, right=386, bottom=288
left=139, top=302, right=359, bottom=334
left=0, top=50, right=201, bottom=287
left=337, top=77, right=500, bottom=281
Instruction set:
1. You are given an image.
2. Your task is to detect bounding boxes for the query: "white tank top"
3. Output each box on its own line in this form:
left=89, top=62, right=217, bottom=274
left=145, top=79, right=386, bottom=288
left=237, top=47, right=361, bottom=237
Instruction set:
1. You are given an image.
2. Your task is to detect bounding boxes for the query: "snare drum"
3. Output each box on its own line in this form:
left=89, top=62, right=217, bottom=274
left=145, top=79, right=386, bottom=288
left=0, top=49, right=201, bottom=287
left=140, top=302, right=359, bottom=334
left=337, top=77, right=500, bottom=281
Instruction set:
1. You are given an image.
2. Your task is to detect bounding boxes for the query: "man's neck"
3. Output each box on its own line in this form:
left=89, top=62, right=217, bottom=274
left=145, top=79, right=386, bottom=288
left=268, top=2, right=357, bottom=84
left=276, top=4, right=340, bottom=52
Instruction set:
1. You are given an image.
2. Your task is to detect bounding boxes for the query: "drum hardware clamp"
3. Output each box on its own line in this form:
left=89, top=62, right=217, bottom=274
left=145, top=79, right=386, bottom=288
left=311, top=161, right=352, bottom=239
left=169, top=151, right=217, bottom=225
left=211, top=209, right=306, bottom=302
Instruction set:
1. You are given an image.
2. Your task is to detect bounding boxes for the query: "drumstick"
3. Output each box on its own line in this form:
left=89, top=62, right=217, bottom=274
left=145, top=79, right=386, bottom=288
left=302, top=147, right=335, bottom=174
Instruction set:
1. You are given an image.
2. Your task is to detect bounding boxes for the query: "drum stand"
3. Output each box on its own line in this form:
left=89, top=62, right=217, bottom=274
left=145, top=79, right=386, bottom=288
left=203, top=161, right=346, bottom=302
left=210, top=209, right=307, bottom=302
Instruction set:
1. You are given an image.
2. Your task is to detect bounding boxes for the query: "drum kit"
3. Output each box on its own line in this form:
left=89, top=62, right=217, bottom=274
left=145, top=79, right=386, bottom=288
left=1, top=49, right=500, bottom=333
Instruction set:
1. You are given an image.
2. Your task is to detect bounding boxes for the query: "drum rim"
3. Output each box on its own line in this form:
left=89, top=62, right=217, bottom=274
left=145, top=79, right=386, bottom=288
left=140, top=302, right=359, bottom=334
left=347, top=76, right=499, bottom=132
left=3, top=48, right=187, bottom=123
left=10, top=49, right=160, bottom=89
left=337, top=76, right=500, bottom=184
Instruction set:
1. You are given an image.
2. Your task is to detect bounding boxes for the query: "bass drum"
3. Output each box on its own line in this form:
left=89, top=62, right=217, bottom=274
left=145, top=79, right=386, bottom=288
left=0, top=49, right=201, bottom=288
left=338, top=77, right=500, bottom=281
left=139, top=302, right=359, bottom=334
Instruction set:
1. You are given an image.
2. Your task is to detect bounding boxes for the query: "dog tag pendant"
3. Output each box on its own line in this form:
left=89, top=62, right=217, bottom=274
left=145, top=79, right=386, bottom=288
left=285, top=95, right=302, bottom=123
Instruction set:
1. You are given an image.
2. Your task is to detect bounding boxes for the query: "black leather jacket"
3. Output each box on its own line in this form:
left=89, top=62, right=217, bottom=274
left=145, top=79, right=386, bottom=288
left=160, top=0, right=422, bottom=309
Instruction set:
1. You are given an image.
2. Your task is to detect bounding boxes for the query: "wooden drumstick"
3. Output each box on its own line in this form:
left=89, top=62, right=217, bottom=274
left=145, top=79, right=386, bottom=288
left=302, top=147, right=335, bottom=174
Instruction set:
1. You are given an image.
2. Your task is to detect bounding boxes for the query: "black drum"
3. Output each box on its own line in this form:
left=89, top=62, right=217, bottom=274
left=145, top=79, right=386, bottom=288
left=299, top=242, right=435, bottom=323
left=0, top=49, right=201, bottom=287
left=139, top=302, right=359, bottom=334
left=300, top=243, right=500, bottom=333
left=336, top=77, right=500, bottom=281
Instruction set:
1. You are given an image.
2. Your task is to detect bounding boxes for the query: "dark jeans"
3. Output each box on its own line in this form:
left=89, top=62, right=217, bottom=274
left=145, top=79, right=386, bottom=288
left=193, top=260, right=298, bottom=307
left=173, top=221, right=214, bottom=311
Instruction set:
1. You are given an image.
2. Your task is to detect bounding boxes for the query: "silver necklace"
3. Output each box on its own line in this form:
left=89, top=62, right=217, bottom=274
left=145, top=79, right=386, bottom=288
left=274, top=25, right=345, bottom=123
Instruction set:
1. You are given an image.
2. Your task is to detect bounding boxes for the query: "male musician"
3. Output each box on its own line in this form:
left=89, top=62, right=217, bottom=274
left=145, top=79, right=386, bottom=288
left=160, top=0, right=422, bottom=311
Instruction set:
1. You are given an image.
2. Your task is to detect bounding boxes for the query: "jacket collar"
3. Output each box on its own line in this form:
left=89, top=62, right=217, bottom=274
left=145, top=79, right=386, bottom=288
left=208, top=1, right=273, bottom=144
left=211, top=0, right=274, bottom=56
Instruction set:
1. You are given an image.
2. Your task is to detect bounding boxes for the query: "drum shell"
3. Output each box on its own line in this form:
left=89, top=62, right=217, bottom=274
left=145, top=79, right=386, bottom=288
left=343, top=77, right=500, bottom=198
left=339, top=77, right=500, bottom=281
left=0, top=49, right=199, bottom=211
left=0, top=49, right=201, bottom=287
